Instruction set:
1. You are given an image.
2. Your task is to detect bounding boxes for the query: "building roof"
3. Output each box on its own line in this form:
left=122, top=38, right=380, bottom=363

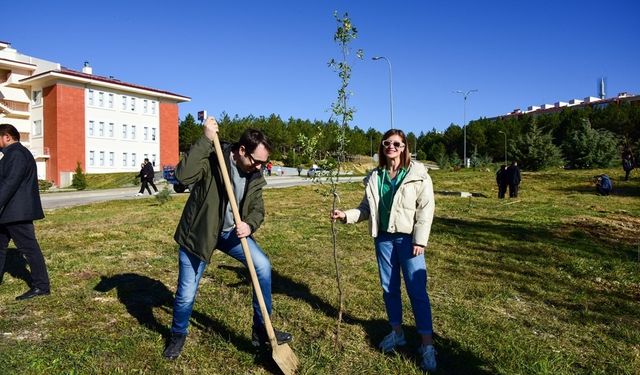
left=489, top=93, right=640, bottom=120
left=20, top=67, right=190, bottom=102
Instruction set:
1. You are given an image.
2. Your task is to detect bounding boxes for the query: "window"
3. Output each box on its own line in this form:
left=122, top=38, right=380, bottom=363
left=151, top=101, right=156, bottom=115
left=144, top=126, right=148, bottom=140
left=32, top=120, right=42, bottom=136
left=98, top=91, right=104, bottom=107
left=89, top=151, right=95, bottom=166
left=151, top=128, right=156, bottom=141
left=108, top=93, right=114, bottom=108
left=108, top=123, right=114, bottom=137
left=88, top=121, right=95, bottom=136
left=122, top=152, right=127, bottom=166
left=152, top=154, right=157, bottom=166
left=122, top=124, right=127, bottom=139
left=131, top=97, right=136, bottom=112
left=143, top=99, right=148, bottom=113
left=99, top=122, right=105, bottom=137
left=131, top=125, right=136, bottom=139
left=99, top=151, right=105, bottom=166
left=121, top=96, right=127, bottom=110
left=32, top=90, right=42, bottom=106
left=131, top=153, right=137, bottom=166
left=88, top=89, right=94, bottom=106
left=109, top=152, right=114, bottom=166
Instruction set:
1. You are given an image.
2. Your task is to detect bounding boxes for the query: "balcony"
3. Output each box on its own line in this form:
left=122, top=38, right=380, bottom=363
left=0, top=99, right=29, bottom=118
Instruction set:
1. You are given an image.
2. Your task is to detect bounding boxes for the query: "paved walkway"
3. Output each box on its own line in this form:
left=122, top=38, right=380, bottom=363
left=40, top=175, right=359, bottom=210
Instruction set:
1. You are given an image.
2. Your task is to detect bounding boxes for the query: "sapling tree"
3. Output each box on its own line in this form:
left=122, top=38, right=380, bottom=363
left=308, top=11, right=363, bottom=345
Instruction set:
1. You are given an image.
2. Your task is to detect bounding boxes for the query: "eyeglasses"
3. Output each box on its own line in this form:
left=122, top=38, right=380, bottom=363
left=247, top=153, right=268, bottom=166
left=382, top=140, right=405, bottom=149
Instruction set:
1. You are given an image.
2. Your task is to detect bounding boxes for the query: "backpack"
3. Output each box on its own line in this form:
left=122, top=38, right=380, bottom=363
left=623, top=158, right=633, bottom=171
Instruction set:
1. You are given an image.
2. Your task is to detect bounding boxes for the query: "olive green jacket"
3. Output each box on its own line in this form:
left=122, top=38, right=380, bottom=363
left=173, top=135, right=267, bottom=263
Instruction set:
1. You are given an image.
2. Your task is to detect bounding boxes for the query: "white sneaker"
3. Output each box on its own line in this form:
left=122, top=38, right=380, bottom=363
left=134, top=193, right=143, bottom=196
left=418, top=344, right=437, bottom=372
left=378, top=330, right=406, bottom=353
left=153, top=191, right=159, bottom=195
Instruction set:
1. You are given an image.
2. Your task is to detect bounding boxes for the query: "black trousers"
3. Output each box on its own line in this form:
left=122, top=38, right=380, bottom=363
left=0, top=221, right=50, bottom=291
left=508, top=184, right=519, bottom=198
left=139, top=179, right=158, bottom=195
left=498, top=184, right=507, bottom=199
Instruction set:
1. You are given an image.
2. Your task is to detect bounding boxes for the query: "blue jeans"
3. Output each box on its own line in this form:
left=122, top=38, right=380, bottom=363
left=170, top=230, right=272, bottom=334
left=375, top=232, right=433, bottom=335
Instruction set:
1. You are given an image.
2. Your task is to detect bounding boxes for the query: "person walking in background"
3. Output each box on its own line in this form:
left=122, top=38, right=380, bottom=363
left=331, top=129, right=437, bottom=372
left=0, top=124, right=51, bottom=300
left=135, top=159, right=158, bottom=196
left=496, top=164, right=508, bottom=199
left=506, top=161, right=521, bottom=198
left=622, top=149, right=635, bottom=181
left=143, top=158, right=159, bottom=194
left=135, top=163, right=149, bottom=196
left=163, top=117, right=292, bottom=360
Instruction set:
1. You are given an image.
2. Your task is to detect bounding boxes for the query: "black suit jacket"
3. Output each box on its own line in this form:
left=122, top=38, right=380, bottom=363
left=0, top=142, right=45, bottom=224
left=142, top=163, right=155, bottom=182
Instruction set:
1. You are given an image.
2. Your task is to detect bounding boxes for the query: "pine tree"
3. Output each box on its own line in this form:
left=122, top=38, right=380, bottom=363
left=562, top=119, right=619, bottom=169
left=511, top=123, right=564, bottom=171
left=71, top=162, right=87, bottom=190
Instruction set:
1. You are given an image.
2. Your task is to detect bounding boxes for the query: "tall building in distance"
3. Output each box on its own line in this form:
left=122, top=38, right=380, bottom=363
left=0, top=41, right=190, bottom=187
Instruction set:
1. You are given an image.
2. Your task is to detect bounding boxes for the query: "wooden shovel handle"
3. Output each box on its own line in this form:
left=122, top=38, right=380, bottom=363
left=210, top=130, right=279, bottom=348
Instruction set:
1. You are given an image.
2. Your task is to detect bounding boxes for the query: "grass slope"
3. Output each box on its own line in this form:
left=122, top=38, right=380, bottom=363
left=0, top=167, right=638, bottom=374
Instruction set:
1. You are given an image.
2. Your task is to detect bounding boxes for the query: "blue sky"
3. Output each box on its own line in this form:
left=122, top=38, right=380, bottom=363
left=3, top=0, right=639, bottom=135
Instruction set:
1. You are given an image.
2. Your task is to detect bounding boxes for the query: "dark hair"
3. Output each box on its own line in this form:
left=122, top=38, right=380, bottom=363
left=378, top=129, right=411, bottom=169
left=0, top=123, right=20, bottom=141
left=235, top=128, right=272, bottom=154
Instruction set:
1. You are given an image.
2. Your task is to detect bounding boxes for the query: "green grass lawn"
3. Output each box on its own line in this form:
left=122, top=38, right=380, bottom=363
left=1, top=167, right=638, bottom=374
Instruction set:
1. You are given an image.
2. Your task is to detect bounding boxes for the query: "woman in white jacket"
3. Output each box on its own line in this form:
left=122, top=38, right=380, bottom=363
left=331, top=129, right=436, bottom=372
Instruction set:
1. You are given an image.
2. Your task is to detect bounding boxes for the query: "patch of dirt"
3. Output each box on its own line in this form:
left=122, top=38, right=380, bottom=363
left=68, top=270, right=99, bottom=280
left=558, top=214, right=640, bottom=246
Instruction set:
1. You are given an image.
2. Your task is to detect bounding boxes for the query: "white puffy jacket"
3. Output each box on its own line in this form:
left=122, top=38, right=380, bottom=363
left=344, top=161, right=435, bottom=246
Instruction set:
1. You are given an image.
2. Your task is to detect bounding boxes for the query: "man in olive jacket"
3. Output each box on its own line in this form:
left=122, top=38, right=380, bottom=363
left=163, top=117, right=292, bottom=360
left=0, top=124, right=50, bottom=300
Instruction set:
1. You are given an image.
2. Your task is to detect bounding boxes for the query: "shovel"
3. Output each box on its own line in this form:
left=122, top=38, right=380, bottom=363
left=211, top=127, right=299, bottom=375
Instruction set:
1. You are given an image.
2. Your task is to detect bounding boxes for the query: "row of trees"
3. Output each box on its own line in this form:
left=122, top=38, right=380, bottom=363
left=179, top=101, right=640, bottom=171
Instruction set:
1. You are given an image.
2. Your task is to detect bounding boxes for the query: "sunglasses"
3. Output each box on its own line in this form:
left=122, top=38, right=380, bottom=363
left=382, top=140, right=405, bottom=149
left=247, top=153, right=268, bottom=166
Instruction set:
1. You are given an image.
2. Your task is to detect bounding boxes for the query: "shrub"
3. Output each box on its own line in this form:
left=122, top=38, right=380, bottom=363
left=71, top=162, right=87, bottom=190
left=38, top=179, right=53, bottom=191
left=155, top=186, right=172, bottom=205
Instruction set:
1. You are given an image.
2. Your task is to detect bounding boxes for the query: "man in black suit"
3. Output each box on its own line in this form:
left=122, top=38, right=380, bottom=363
left=0, top=124, right=51, bottom=300
left=496, top=164, right=508, bottom=199
left=506, top=161, right=522, bottom=198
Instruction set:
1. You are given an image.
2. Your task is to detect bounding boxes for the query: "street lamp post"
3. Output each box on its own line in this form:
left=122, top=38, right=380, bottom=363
left=453, top=89, right=478, bottom=168
left=372, top=56, right=394, bottom=129
left=498, top=130, right=507, bottom=165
